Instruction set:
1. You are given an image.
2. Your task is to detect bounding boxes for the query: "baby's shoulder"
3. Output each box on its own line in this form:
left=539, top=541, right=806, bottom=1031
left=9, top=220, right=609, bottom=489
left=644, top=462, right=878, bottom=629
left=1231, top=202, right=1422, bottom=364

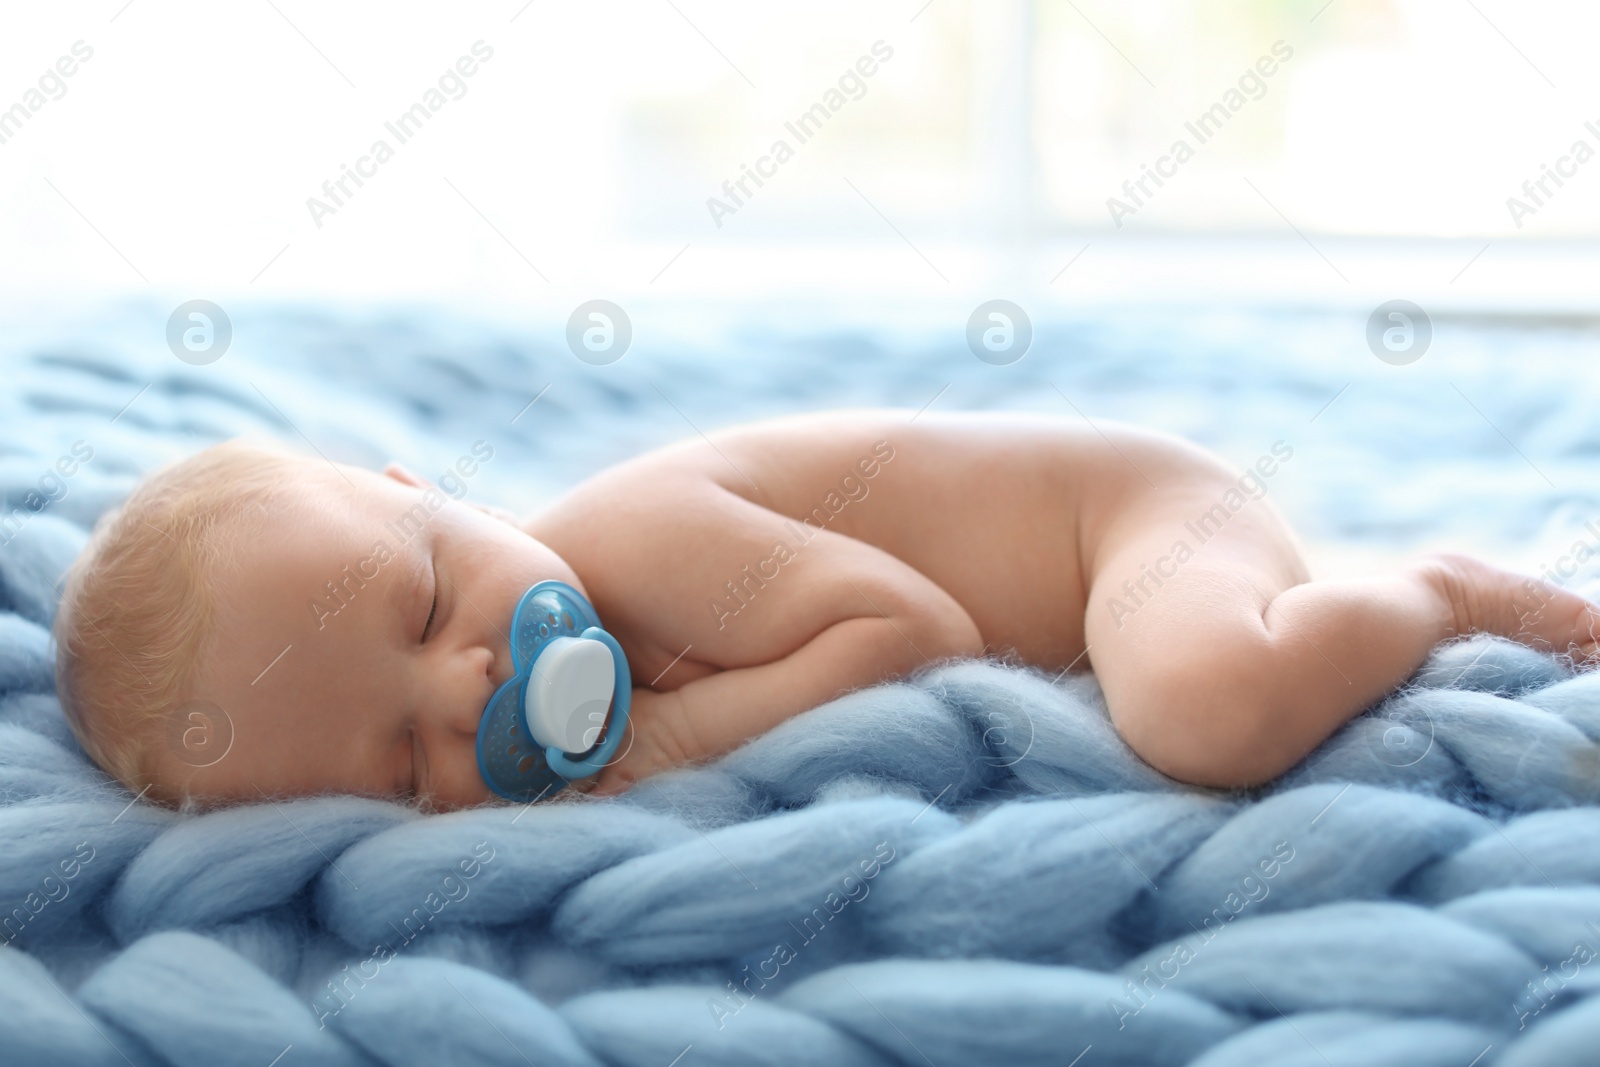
left=530, top=453, right=753, bottom=561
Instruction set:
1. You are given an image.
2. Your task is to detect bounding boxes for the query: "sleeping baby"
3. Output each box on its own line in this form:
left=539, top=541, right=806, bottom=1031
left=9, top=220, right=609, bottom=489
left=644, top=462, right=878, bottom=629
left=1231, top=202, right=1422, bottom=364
left=53, top=409, right=1600, bottom=811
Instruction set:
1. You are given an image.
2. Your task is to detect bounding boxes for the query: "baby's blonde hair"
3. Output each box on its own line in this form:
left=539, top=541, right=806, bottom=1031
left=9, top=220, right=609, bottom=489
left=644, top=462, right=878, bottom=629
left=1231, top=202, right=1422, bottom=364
left=53, top=439, right=309, bottom=796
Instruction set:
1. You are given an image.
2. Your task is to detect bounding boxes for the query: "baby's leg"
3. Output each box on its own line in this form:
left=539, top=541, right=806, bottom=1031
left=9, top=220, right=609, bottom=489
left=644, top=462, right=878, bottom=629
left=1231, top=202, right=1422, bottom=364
left=1082, top=480, right=1600, bottom=788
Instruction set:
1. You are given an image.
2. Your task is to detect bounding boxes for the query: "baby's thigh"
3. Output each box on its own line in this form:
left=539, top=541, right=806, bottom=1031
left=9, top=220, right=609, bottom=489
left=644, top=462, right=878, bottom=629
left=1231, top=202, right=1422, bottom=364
left=1081, top=471, right=1310, bottom=682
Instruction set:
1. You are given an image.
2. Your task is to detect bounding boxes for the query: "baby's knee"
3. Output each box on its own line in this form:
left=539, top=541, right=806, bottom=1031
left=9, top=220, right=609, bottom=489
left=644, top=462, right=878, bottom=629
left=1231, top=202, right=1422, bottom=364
left=1106, top=655, right=1285, bottom=789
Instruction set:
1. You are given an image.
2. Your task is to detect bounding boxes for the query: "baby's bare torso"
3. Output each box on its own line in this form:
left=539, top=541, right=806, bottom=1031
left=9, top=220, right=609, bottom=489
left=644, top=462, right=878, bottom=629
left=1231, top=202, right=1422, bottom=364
left=526, top=410, right=1234, bottom=691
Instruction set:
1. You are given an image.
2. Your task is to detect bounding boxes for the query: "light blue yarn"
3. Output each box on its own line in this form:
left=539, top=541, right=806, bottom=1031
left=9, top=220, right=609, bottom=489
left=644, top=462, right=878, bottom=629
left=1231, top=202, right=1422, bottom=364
left=0, top=946, right=151, bottom=1067
left=0, top=613, right=55, bottom=696
left=0, top=514, right=85, bottom=629
left=0, top=799, right=173, bottom=945
left=563, top=984, right=890, bottom=1067
left=76, top=931, right=368, bottom=1067
left=109, top=797, right=410, bottom=944
left=317, top=803, right=697, bottom=949
left=711, top=681, right=1001, bottom=806
left=9, top=307, right=1600, bottom=1062
left=553, top=796, right=958, bottom=966
left=1441, top=887, right=1600, bottom=997
left=776, top=959, right=1240, bottom=1067
left=1410, top=808, right=1600, bottom=902
left=1498, top=995, right=1600, bottom=1067
left=335, top=957, right=602, bottom=1067
left=13, top=329, right=1600, bottom=1061
left=1186, top=1012, right=1497, bottom=1067
left=1121, top=900, right=1537, bottom=1021
left=1522, top=671, right=1600, bottom=741
left=11, top=572, right=1600, bottom=1063
left=12, top=516, right=1600, bottom=1066
left=864, top=793, right=1232, bottom=968
left=1139, top=783, right=1489, bottom=940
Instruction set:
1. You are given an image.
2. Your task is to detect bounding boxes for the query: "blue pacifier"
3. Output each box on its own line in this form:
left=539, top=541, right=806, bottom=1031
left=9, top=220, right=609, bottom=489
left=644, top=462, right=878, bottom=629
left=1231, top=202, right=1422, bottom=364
left=476, top=580, right=632, bottom=803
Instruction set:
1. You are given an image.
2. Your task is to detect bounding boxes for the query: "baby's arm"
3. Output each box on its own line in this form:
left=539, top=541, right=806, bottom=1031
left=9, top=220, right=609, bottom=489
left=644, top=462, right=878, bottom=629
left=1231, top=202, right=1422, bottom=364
left=596, top=612, right=974, bottom=793
left=586, top=495, right=984, bottom=793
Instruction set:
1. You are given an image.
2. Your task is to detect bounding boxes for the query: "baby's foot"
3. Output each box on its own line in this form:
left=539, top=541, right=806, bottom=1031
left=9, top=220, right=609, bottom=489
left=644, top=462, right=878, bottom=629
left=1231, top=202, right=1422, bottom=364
left=1414, top=552, right=1600, bottom=664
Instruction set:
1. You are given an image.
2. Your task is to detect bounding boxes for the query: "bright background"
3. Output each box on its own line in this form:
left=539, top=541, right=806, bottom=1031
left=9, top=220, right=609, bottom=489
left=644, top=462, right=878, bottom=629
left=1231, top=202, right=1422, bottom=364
left=2, top=0, right=1598, bottom=307
left=3, top=0, right=1600, bottom=585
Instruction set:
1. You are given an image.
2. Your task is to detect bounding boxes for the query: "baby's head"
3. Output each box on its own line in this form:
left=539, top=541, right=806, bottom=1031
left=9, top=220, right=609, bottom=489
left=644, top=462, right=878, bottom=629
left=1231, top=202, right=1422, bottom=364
left=54, top=440, right=580, bottom=812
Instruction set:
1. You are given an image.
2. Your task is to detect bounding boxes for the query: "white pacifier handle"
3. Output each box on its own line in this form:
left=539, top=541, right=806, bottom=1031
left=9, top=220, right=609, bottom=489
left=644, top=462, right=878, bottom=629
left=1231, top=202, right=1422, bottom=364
left=523, top=637, right=616, bottom=754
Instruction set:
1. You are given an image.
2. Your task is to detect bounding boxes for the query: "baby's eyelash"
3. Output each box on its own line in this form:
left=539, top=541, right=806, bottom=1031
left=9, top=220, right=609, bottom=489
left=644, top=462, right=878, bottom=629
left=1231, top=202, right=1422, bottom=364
left=421, top=590, right=438, bottom=642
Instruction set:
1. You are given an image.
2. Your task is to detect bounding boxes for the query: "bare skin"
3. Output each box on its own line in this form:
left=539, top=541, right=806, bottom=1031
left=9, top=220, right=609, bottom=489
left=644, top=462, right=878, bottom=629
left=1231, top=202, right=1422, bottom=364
left=161, top=409, right=1600, bottom=810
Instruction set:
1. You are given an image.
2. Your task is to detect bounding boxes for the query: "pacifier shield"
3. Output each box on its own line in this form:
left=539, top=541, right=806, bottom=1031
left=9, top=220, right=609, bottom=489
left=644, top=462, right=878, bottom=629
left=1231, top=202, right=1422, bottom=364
left=475, top=580, right=632, bottom=803
left=477, top=681, right=565, bottom=804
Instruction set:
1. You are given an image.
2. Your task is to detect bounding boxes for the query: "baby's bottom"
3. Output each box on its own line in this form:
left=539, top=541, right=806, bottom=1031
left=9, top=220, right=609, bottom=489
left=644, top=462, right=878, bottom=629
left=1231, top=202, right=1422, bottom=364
left=1081, top=472, right=1600, bottom=789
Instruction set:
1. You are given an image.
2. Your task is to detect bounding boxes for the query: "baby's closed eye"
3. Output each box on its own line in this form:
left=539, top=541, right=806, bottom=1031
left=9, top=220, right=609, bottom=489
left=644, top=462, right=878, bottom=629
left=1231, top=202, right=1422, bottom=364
left=421, top=590, right=438, bottom=642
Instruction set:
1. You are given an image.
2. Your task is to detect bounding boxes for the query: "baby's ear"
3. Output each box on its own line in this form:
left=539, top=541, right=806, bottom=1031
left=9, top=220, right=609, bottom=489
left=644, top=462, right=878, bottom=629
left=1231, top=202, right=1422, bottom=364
left=383, top=462, right=432, bottom=490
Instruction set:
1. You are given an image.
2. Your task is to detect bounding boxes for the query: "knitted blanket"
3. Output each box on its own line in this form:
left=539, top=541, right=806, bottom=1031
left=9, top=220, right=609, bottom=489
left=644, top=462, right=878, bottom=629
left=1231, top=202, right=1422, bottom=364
left=6, top=302, right=1600, bottom=1065
left=7, top=526, right=1600, bottom=1066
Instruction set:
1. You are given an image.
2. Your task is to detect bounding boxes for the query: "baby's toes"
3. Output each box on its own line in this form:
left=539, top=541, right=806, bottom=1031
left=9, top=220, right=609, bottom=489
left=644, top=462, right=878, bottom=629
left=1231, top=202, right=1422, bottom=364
left=1566, top=606, right=1600, bottom=666
left=1517, top=580, right=1600, bottom=662
left=1417, top=552, right=1600, bottom=658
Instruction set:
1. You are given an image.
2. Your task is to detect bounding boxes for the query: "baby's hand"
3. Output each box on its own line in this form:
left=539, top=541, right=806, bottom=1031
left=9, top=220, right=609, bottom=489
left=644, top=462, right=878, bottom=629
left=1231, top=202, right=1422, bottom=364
left=587, top=687, right=701, bottom=796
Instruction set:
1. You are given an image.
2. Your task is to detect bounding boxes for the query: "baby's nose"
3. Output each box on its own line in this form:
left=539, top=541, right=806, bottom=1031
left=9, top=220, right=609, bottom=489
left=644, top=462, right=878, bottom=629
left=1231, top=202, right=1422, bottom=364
left=482, top=641, right=512, bottom=691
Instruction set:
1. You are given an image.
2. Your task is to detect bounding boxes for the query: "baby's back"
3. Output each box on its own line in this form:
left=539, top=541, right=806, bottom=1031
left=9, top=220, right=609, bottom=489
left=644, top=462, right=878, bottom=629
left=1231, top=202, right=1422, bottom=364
left=536, top=409, right=1229, bottom=676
